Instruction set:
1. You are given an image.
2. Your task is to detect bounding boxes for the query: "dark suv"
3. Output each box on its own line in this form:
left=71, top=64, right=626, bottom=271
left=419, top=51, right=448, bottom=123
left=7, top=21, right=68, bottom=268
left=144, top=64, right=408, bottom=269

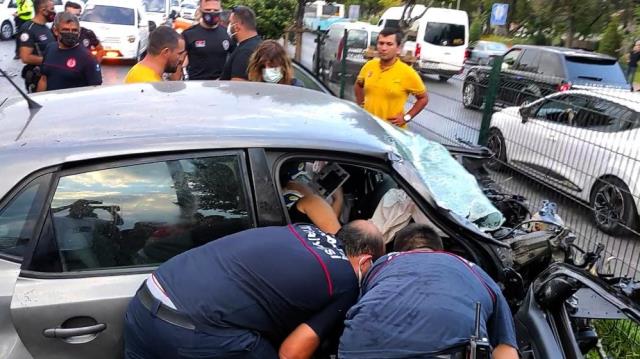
left=462, top=45, right=629, bottom=109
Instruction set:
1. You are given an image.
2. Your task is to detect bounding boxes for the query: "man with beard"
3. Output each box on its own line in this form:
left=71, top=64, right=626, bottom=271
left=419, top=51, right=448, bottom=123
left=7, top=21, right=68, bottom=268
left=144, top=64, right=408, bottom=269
left=181, top=0, right=233, bottom=80
left=220, top=5, right=260, bottom=81
left=124, top=26, right=186, bottom=84
left=17, top=0, right=56, bottom=92
left=36, top=12, right=102, bottom=92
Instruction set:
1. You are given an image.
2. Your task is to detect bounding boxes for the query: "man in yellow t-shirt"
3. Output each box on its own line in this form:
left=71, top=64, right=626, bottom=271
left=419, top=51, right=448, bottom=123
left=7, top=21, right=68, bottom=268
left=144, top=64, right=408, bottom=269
left=125, top=26, right=186, bottom=84
left=355, top=27, right=428, bottom=129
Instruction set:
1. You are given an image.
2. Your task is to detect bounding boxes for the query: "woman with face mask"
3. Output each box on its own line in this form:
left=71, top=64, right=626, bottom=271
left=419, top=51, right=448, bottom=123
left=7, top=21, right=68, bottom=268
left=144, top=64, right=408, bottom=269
left=247, top=40, right=304, bottom=87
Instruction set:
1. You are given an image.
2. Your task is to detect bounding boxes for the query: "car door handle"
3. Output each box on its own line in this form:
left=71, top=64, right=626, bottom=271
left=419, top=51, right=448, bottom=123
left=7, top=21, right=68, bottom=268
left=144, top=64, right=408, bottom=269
left=43, top=323, right=107, bottom=339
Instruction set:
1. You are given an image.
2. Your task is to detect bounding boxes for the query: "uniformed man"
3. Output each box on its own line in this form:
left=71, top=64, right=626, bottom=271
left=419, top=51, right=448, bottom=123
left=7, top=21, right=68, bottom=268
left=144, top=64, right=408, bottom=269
left=339, top=224, right=519, bottom=359
left=181, top=0, right=233, bottom=80
left=220, top=5, right=261, bottom=81
left=13, top=0, right=34, bottom=59
left=124, top=221, right=385, bottom=359
left=17, top=0, right=56, bottom=93
left=36, top=12, right=102, bottom=92
left=63, top=1, right=104, bottom=63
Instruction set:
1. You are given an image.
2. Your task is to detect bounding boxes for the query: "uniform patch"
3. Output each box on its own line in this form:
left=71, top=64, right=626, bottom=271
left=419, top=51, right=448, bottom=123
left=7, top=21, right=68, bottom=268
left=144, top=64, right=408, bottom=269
left=95, top=64, right=101, bottom=72
left=66, top=58, right=77, bottom=68
left=83, top=38, right=90, bottom=47
left=195, top=40, right=206, bottom=48
left=20, top=32, right=29, bottom=42
left=38, top=34, right=48, bottom=41
left=367, top=71, right=373, bottom=78
left=222, top=39, right=230, bottom=51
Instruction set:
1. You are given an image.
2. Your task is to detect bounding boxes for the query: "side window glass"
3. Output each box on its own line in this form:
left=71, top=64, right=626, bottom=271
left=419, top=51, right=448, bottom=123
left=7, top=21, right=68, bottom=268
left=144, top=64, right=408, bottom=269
left=538, top=52, right=562, bottom=77
left=577, top=99, right=628, bottom=132
left=8, top=0, right=17, bottom=8
left=49, top=155, right=253, bottom=272
left=0, top=176, right=50, bottom=258
left=293, top=65, right=322, bottom=92
left=502, top=49, right=521, bottom=70
left=516, top=50, right=539, bottom=73
left=535, top=95, right=587, bottom=126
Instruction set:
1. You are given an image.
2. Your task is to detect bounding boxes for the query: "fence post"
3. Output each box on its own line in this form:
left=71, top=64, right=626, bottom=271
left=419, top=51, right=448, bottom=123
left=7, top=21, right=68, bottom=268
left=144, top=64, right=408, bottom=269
left=314, top=27, right=322, bottom=77
left=339, top=29, right=349, bottom=99
left=478, top=57, right=503, bottom=146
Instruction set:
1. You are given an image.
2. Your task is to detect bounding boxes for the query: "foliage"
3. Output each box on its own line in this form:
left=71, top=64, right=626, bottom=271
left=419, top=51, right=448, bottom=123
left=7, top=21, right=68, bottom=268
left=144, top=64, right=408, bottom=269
left=480, top=34, right=534, bottom=47
left=598, top=16, right=622, bottom=57
left=587, top=320, right=640, bottom=358
left=225, top=0, right=297, bottom=39
left=469, top=17, right=482, bottom=43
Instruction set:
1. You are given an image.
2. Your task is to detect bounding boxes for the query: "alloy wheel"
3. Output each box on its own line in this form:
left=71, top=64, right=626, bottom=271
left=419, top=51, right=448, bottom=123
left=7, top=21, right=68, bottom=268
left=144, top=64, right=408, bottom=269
left=593, top=184, right=625, bottom=230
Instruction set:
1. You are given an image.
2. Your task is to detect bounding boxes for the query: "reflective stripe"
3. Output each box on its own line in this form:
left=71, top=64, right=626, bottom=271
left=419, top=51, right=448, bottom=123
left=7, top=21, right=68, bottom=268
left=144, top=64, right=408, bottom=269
left=145, top=274, right=178, bottom=309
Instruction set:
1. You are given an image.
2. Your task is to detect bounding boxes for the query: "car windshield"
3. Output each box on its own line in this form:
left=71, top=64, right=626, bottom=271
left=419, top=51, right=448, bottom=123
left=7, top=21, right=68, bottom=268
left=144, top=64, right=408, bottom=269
left=565, top=56, right=628, bottom=86
left=143, top=0, right=166, bottom=13
left=81, top=5, right=135, bottom=26
left=346, top=29, right=367, bottom=49
left=485, top=42, right=507, bottom=51
left=182, top=3, right=195, bottom=8
left=424, top=22, right=466, bottom=47
left=378, top=121, right=504, bottom=232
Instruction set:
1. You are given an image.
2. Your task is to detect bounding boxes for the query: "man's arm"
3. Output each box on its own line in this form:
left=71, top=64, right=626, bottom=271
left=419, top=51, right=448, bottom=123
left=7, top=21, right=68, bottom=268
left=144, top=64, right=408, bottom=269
left=229, top=50, right=250, bottom=81
left=20, top=46, right=42, bottom=65
left=493, top=344, right=519, bottom=359
left=94, top=44, right=105, bottom=63
left=84, top=57, right=103, bottom=86
left=354, top=79, right=364, bottom=107
left=279, top=323, right=320, bottom=359
left=36, top=74, right=46, bottom=92
left=296, top=194, right=341, bottom=234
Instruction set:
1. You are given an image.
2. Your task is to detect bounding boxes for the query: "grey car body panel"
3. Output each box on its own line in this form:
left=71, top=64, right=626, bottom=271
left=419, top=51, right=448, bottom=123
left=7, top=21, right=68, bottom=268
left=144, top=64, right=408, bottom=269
left=0, top=259, right=31, bottom=359
left=0, top=81, right=392, bottom=200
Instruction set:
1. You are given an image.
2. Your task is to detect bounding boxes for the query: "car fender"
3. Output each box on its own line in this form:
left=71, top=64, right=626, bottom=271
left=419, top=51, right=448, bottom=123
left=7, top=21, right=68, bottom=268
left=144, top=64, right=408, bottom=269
left=584, top=156, right=640, bottom=212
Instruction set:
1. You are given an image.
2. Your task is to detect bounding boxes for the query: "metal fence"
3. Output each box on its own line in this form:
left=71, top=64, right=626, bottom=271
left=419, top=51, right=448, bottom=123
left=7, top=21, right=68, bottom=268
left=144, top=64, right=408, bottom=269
left=309, top=29, right=640, bottom=282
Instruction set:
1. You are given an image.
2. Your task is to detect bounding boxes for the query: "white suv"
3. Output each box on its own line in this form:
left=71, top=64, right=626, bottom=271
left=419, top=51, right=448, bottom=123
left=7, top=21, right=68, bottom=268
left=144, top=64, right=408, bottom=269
left=488, top=89, right=640, bottom=236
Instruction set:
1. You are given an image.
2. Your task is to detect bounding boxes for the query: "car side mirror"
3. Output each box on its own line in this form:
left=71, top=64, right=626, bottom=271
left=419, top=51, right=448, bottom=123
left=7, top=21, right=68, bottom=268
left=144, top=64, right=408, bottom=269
left=148, top=21, right=156, bottom=32
left=519, top=107, right=530, bottom=123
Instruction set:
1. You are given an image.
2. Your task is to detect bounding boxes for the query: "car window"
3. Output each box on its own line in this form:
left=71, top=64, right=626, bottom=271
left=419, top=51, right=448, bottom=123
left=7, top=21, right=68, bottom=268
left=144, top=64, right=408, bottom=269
left=424, top=22, right=466, bottom=47
left=369, top=31, right=379, bottom=47
left=47, top=155, right=253, bottom=272
left=486, top=42, right=507, bottom=51
left=564, top=56, right=628, bottom=86
left=384, top=19, right=400, bottom=29
left=516, top=49, right=539, bottom=72
left=0, top=175, right=50, bottom=259
left=143, top=0, right=166, bottom=13
left=577, top=98, right=635, bottom=132
left=346, top=29, right=367, bottom=49
left=8, top=0, right=17, bottom=8
left=502, top=49, right=521, bottom=69
left=535, top=95, right=588, bottom=126
left=81, top=5, right=135, bottom=26
left=538, top=52, right=563, bottom=77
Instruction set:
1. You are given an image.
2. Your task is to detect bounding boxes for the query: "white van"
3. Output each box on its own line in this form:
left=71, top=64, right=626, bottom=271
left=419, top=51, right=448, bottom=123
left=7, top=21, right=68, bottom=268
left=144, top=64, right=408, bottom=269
left=379, top=6, right=469, bottom=81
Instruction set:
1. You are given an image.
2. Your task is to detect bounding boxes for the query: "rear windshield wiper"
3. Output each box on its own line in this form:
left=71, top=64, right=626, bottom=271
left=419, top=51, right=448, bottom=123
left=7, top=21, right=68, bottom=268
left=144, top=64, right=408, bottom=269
left=576, top=76, right=603, bottom=81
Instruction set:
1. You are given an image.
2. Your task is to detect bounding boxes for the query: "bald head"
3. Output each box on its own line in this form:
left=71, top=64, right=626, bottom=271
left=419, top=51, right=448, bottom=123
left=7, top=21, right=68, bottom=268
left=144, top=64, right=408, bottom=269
left=336, top=220, right=385, bottom=261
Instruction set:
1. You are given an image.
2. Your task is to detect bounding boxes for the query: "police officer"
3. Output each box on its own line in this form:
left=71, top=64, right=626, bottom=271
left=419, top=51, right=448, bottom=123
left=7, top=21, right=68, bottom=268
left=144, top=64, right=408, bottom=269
left=124, top=221, right=385, bottom=359
left=220, top=5, right=261, bottom=81
left=17, top=0, right=56, bottom=93
left=339, top=224, right=519, bottom=359
left=13, top=0, right=34, bottom=59
left=181, top=0, right=233, bottom=80
left=63, top=1, right=104, bottom=62
left=36, top=12, right=102, bottom=92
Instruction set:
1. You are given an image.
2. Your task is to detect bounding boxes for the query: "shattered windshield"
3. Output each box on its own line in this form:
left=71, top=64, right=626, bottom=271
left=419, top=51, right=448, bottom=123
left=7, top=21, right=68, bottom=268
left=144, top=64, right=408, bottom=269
left=378, top=121, right=504, bottom=232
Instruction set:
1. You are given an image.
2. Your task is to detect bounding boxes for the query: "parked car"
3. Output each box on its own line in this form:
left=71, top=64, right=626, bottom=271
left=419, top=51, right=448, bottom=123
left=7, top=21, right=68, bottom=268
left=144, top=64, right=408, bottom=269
left=142, top=0, right=171, bottom=29
left=178, top=1, right=195, bottom=20
left=465, top=40, right=508, bottom=66
left=1, top=76, right=639, bottom=358
left=463, top=45, right=629, bottom=109
left=80, top=0, right=150, bottom=61
left=314, top=21, right=378, bottom=83
left=0, top=0, right=16, bottom=41
left=487, top=89, right=640, bottom=235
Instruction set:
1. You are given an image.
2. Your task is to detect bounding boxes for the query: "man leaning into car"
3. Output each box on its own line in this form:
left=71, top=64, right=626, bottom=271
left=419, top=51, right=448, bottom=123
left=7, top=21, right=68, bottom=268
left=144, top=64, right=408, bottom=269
left=123, top=221, right=384, bottom=359
left=339, top=224, right=519, bottom=359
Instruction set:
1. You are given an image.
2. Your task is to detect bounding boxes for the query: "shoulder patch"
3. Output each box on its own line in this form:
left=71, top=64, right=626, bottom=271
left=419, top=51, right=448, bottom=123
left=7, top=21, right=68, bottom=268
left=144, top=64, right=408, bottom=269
left=20, top=32, right=29, bottom=42
left=222, top=39, right=230, bottom=51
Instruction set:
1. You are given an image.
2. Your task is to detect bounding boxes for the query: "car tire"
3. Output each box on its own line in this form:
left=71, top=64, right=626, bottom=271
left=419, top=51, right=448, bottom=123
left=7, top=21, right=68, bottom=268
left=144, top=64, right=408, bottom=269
left=462, top=78, right=482, bottom=109
left=486, top=128, right=507, bottom=171
left=1, top=20, right=13, bottom=41
left=439, top=75, right=451, bottom=82
left=590, top=177, right=639, bottom=236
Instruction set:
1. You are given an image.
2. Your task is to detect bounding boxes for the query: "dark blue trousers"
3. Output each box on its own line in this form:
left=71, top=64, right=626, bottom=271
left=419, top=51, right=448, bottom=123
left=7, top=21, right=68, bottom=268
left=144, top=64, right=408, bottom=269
left=124, top=294, right=278, bottom=359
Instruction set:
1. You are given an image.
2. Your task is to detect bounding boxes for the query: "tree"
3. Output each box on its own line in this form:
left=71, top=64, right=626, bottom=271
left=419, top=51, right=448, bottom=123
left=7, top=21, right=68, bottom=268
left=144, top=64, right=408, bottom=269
left=225, top=0, right=297, bottom=39
left=469, top=16, right=483, bottom=43
left=599, top=17, right=622, bottom=57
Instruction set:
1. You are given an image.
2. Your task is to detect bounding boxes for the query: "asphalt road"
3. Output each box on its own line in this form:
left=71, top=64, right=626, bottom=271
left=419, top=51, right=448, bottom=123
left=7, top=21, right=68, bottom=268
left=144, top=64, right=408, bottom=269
left=2, top=35, right=638, bottom=278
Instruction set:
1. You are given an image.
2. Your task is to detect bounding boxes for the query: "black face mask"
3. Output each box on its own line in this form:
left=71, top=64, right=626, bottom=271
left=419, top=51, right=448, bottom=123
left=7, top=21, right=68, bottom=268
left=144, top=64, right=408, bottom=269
left=60, top=31, right=80, bottom=47
left=202, top=11, right=220, bottom=27
left=45, top=10, right=56, bottom=22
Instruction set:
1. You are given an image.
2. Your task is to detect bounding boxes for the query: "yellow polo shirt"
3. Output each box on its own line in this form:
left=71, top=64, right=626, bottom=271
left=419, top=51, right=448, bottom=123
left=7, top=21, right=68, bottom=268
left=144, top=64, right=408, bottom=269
left=124, top=63, right=161, bottom=84
left=357, top=58, right=426, bottom=128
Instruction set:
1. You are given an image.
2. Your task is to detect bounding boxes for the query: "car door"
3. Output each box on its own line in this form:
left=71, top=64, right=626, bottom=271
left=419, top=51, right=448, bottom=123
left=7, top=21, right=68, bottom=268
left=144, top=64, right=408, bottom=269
left=8, top=151, right=256, bottom=359
left=497, top=48, right=522, bottom=104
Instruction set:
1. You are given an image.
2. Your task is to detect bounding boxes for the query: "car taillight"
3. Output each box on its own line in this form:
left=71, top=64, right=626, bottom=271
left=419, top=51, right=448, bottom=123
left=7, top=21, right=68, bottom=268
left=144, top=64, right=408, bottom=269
left=464, top=48, right=471, bottom=62
left=415, top=43, right=421, bottom=58
left=558, top=82, right=572, bottom=92
left=337, top=37, right=344, bottom=61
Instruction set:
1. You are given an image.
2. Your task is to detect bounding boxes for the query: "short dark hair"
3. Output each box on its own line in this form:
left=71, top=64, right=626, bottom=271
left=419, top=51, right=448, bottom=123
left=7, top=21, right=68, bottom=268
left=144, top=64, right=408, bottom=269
left=64, top=1, right=81, bottom=10
left=231, top=5, right=257, bottom=31
left=147, top=26, right=181, bottom=56
left=336, top=221, right=385, bottom=261
left=34, top=0, right=51, bottom=12
left=393, top=224, right=443, bottom=252
left=54, top=11, right=79, bottom=28
left=378, top=27, right=403, bottom=46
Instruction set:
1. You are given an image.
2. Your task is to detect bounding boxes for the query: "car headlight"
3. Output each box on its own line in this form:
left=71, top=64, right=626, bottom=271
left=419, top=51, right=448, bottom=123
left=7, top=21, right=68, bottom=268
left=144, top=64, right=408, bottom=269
left=127, top=35, right=136, bottom=43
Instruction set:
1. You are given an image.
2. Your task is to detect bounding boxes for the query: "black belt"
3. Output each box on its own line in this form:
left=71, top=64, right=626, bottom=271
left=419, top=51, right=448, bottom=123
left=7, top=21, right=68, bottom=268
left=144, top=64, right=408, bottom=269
left=137, top=283, right=196, bottom=330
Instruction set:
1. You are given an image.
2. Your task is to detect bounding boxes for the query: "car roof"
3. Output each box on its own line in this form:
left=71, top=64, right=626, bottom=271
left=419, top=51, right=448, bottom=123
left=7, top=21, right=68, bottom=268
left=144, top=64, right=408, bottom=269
left=0, top=81, right=393, bottom=197
left=84, top=0, right=141, bottom=9
left=513, top=45, right=616, bottom=60
left=557, top=89, right=640, bottom=112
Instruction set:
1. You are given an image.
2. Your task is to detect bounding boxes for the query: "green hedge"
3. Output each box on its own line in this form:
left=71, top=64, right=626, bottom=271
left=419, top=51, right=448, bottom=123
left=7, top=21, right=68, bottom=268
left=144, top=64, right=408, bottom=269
left=587, top=320, right=640, bottom=358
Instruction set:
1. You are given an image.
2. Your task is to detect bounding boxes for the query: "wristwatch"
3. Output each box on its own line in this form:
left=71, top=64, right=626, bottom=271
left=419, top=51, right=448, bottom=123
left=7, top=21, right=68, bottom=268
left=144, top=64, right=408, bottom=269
left=403, top=114, right=412, bottom=123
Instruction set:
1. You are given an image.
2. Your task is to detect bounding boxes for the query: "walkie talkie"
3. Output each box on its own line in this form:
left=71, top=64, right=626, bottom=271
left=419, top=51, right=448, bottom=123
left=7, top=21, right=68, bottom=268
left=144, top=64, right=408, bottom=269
left=469, top=302, right=492, bottom=359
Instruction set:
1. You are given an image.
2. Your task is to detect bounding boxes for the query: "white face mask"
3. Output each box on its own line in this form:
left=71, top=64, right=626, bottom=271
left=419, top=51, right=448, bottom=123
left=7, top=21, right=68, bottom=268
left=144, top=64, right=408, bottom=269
left=227, top=23, right=237, bottom=39
left=357, top=256, right=372, bottom=296
left=262, top=67, right=284, bottom=84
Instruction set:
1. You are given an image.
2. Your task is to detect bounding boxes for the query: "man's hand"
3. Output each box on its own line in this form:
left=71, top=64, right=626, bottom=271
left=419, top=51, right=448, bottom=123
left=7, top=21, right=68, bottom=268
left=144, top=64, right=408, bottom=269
left=279, top=323, right=320, bottom=359
left=389, top=113, right=408, bottom=127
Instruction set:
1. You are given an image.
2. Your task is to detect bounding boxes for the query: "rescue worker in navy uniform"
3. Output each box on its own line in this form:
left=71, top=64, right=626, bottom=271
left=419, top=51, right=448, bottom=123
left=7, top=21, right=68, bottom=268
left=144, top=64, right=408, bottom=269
left=17, top=0, right=56, bottom=92
left=123, top=221, right=384, bottom=359
left=63, top=1, right=104, bottom=62
left=339, top=224, right=519, bottom=359
left=181, top=0, right=233, bottom=80
left=36, top=12, right=102, bottom=92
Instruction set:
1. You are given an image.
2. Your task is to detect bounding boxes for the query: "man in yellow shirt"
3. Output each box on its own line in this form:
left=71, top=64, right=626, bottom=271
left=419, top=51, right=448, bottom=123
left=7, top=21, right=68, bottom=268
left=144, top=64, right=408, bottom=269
left=125, top=26, right=186, bottom=84
left=355, top=27, right=428, bottom=128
